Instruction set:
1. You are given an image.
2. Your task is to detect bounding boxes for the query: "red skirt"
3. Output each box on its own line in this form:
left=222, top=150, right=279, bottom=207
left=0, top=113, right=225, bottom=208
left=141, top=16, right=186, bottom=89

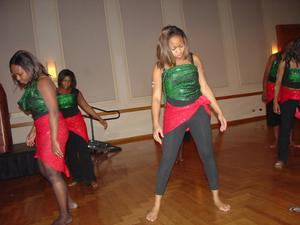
left=163, top=96, right=211, bottom=134
left=34, top=113, right=70, bottom=177
left=64, top=112, right=89, bottom=142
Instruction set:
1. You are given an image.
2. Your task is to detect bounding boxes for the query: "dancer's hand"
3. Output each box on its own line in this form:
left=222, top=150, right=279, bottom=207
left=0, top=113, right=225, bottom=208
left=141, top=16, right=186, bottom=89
left=52, top=140, right=64, bottom=158
left=273, top=102, right=280, bottom=114
left=153, top=125, right=164, bottom=144
left=26, top=128, right=36, bottom=147
left=99, top=118, right=108, bottom=129
left=218, top=114, right=227, bottom=132
left=262, top=91, right=267, bottom=103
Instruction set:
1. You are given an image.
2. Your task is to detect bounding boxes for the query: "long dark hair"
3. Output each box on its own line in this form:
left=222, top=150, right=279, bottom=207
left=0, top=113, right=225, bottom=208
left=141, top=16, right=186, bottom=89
left=285, top=37, right=300, bottom=68
left=156, top=25, right=190, bottom=69
left=9, top=50, right=48, bottom=86
left=57, top=69, right=77, bottom=89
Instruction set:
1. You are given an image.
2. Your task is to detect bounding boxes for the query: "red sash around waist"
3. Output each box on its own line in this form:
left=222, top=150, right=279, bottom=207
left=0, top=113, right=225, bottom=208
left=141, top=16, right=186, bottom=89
left=163, top=96, right=211, bottom=134
left=280, top=86, right=300, bottom=119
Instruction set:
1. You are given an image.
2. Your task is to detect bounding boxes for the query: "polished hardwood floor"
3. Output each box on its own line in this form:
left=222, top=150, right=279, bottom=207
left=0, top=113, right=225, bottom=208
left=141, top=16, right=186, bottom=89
left=1, top=120, right=300, bottom=225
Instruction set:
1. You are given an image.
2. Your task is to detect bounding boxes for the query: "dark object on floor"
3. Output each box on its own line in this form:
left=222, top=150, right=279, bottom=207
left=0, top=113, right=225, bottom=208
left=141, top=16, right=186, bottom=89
left=0, top=143, right=38, bottom=180
left=88, top=140, right=121, bottom=154
left=86, top=106, right=122, bottom=154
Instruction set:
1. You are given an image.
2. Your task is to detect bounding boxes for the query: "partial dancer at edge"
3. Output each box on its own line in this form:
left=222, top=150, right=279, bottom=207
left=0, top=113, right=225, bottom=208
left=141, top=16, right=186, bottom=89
left=273, top=38, right=300, bottom=169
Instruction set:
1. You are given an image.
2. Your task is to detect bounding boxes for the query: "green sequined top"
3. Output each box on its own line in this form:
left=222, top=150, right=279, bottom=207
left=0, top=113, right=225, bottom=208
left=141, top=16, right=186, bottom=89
left=268, top=53, right=282, bottom=83
left=57, top=89, right=80, bottom=118
left=282, top=68, right=300, bottom=89
left=17, top=80, right=48, bottom=120
left=162, top=64, right=201, bottom=103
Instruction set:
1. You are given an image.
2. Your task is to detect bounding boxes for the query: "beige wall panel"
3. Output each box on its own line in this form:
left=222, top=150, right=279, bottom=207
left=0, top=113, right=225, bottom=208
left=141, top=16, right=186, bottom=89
left=231, top=0, right=266, bottom=86
left=57, top=0, right=115, bottom=102
left=119, top=0, right=162, bottom=98
left=261, top=0, right=300, bottom=54
left=0, top=0, right=36, bottom=113
left=182, top=0, right=228, bottom=88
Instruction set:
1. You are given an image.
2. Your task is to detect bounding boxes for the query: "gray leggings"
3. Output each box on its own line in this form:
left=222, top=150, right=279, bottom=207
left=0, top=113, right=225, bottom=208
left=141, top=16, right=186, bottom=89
left=156, top=106, right=219, bottom=195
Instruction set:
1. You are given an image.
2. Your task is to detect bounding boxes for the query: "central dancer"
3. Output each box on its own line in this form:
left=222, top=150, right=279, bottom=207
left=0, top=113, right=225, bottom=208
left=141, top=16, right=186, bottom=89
left=146, top=25, right=230, bottom=222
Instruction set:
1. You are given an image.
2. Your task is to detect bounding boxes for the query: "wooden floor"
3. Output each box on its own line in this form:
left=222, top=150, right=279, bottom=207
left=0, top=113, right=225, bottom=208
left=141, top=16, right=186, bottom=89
left=1, top=120, right=300, bottom=225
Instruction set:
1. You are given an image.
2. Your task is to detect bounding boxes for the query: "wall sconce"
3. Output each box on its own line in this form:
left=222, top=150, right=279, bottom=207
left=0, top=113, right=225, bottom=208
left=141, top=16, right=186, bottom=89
left=271, top=42, right=278, bottom=54
left=47, top=60, right=57, bottom=81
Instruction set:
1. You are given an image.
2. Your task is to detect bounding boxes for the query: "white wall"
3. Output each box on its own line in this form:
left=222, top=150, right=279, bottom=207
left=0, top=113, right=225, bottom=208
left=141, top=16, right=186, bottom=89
left=1, top=0, right=300, bottom=144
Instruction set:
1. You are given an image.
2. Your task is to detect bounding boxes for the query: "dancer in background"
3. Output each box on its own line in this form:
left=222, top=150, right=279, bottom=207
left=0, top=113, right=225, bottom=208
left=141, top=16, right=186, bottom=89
left=10, top=50, right=76, bottom=225
left=146, top=25, right=230, bottom=222
left=262, top=41, right=299, bottom=149
left=57, top=69, right=107, bottom=188
left=273, top=38, right=300, bottom=169
left=262, top=51, right=282, bottom=148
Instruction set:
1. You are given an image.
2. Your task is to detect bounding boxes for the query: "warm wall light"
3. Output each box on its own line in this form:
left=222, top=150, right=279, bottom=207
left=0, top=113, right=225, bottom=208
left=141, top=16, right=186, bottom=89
left=47, top=60, right=57, bottom=81
left=271, top=42, right=278, bottom=54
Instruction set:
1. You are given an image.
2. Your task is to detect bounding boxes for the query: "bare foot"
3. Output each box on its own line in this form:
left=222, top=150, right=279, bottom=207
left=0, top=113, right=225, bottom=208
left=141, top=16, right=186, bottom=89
left=68, top=181, right=78, bottom=187
left=90, top=181, right=98, bottom=189
left=269, top=143, right=277, bottom=149
left=146, top=206, right=160, bottom=222
left=212, top=190, right=230, bottom=212
left=274, top=161, right=284, bottom=169
left=214, top=199, right=231, bottom=212
left=68, top=200, right=78, bottom=210
left=51, top=214, right=72, bottom=225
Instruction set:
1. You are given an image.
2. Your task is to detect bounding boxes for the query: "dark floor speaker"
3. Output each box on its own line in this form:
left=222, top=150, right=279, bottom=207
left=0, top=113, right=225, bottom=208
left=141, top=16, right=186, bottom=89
left=0, top=83, right=13, bottom=153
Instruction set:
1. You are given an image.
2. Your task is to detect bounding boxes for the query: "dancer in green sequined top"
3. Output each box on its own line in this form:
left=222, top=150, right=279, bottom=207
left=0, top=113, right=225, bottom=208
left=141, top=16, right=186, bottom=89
left=146, top=26, right=230, bottom=222
left=273, top=38, right=300, bottom=169
left=57, top=69, right=107, bottom=189
left=10, top=50, right=76, bottom=225
left=262, top=41, right=298, bottom=149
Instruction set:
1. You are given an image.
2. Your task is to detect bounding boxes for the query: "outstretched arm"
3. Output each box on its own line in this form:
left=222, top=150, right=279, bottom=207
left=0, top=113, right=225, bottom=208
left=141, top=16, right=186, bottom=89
left=77, top=91, right=107, bottom=129
left=152, top=64, right=164, bottom=144
left=193, top=54, right=227, bottom=132
left=38, top=76, right=63, bottom=158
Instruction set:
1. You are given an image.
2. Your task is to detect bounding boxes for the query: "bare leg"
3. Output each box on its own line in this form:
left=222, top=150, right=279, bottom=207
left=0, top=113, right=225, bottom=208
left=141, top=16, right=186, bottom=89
left=270, top=126, right=278, bottom=149
left=146, top=195, right=162, bottom=222
left=37, top=159, right=72, bottom=225
left=212, top=190, right=230, bottom=212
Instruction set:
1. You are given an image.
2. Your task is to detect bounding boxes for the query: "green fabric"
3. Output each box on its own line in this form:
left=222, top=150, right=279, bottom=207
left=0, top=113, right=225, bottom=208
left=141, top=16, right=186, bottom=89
left=282, top=68, right=300, bottom=89
left=268, top=56, right=281, bottom=82
left=57, top=93, right=77, bottom=109
left=162, top=64, right=201, bottom=101
left=288, top=69, right=300, bottom=82
left=17, top=80, right=48, bottom=120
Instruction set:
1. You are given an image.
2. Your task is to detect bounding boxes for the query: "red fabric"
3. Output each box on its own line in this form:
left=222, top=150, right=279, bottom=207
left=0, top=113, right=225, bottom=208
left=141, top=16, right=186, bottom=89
left=64, top=112, right=89, bottom=142
left=34, top=113, right=69, bottom=177
left=267, top=82, right=275, bottom=103
left=267, top=82, right=283, bottom=103
left=280, top=86, right=300, bottom=103
left=163, top=96, right=211, bottom=134
left=296, top=108, right=300, bottom=119
left=280, top=86, right=300, bottom=119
